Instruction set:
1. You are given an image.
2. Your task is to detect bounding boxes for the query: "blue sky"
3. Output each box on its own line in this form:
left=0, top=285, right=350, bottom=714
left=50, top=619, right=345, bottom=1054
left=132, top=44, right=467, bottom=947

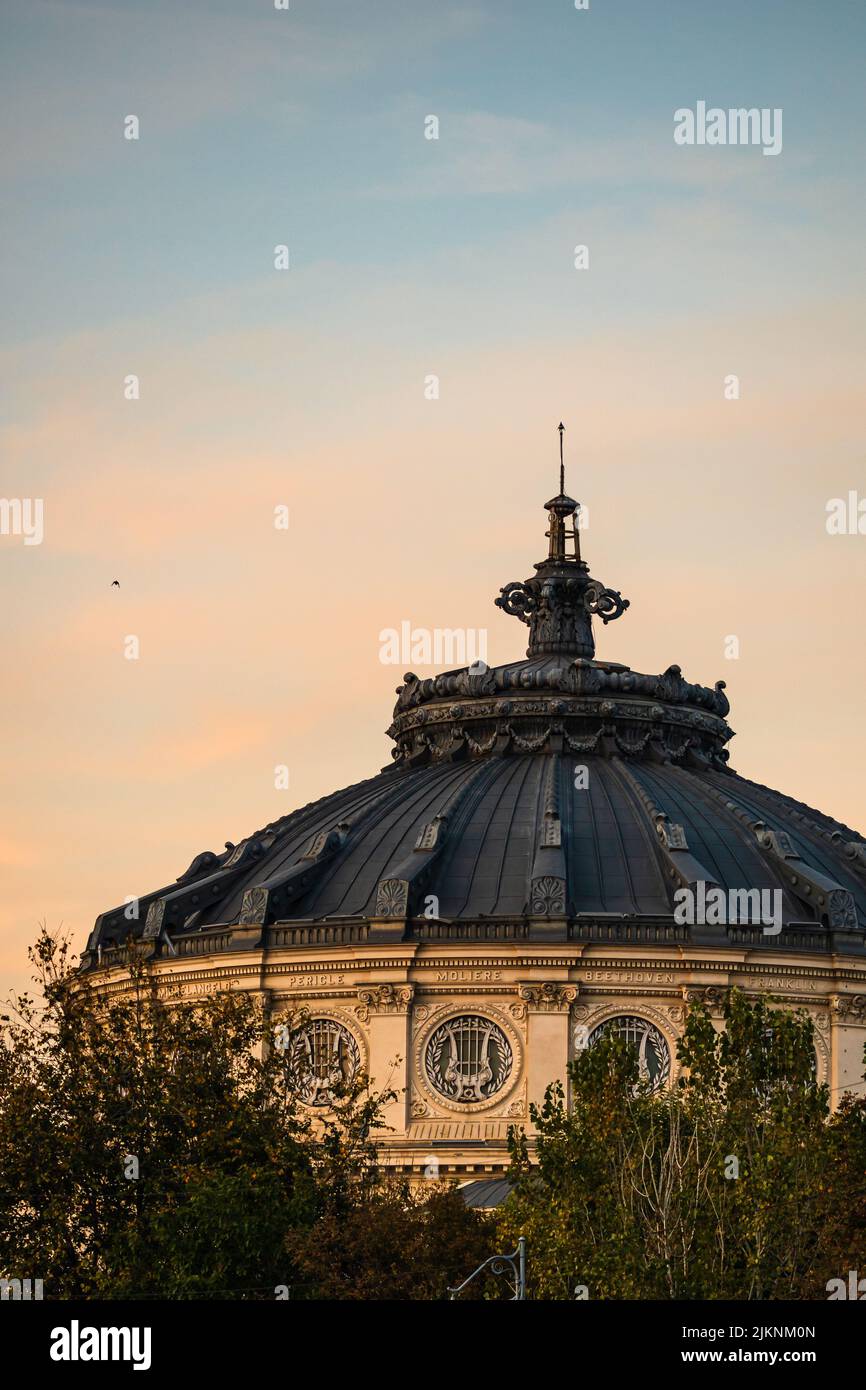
left=3, top=0, right=865, bottom=350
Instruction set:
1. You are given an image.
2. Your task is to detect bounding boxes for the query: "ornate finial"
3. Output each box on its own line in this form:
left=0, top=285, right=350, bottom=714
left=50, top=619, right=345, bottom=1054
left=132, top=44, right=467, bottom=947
left=544, top=423, right=580, bottom=563
left=494, top=427, right=630, bottom=659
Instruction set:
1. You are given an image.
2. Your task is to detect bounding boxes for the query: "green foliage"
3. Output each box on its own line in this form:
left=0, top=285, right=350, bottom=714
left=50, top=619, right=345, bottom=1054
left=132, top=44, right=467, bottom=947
left=8, top=933, right=860, bottom=1302
left=0, top=928, right=490, bottom=1300
left=0, top=931, right=316, bottom=1297
left=498, top=990, right=866, bottom=1300
left=286, top=1183, right=498, bottom=1300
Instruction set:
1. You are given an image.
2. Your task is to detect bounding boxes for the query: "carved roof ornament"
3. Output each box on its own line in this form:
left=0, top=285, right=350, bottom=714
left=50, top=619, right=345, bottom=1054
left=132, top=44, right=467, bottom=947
left=495, top=423, right=629, bottom=660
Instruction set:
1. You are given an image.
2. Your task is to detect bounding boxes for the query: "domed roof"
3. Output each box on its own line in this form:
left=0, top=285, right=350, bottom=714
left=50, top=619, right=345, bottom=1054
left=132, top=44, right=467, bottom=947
left=83, top=441, right=866, bottom=967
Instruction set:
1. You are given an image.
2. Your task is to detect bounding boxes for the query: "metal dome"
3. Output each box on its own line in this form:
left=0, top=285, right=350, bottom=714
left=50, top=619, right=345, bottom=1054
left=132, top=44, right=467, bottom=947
left=83, top=461, right=866, bottom=970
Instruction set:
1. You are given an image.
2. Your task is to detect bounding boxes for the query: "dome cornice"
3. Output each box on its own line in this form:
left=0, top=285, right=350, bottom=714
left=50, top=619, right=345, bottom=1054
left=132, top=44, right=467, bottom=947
left=388, top=658, right=732, bottom=770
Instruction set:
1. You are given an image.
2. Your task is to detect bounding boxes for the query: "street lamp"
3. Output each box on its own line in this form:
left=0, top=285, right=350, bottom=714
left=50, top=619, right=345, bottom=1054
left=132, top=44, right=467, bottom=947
left=448, top=1235, right=526, bottom=1301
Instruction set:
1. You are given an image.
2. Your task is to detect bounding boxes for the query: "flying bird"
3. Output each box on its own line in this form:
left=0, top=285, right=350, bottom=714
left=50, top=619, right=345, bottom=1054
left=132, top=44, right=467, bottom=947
left=111, top=579, right=120, bottom=587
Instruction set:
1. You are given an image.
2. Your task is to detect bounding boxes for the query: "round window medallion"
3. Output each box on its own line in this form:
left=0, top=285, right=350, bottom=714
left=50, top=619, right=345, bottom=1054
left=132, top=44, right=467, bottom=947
left=587, top=1014, right=671, bottom=1092
left=286, top=1017, right=361, bottom=1107
left=424, top=1014, right=513, bottom=1104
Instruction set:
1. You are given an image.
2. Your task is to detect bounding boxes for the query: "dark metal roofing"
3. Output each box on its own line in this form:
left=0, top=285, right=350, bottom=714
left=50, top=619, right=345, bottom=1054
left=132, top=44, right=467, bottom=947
left=200, top=755, right=866, bottom=926
left=84, top=746, right=866, bottom=961
left=458, top=1179, right=513, bottom=1210
left=83, top=475, right=866, bottom=966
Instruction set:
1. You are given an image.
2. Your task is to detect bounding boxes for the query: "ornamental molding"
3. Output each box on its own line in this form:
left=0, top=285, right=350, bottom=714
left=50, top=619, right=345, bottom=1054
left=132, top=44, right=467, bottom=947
left=238, top=884, right=269, bottom=926
left=827, top=889, right=858, bottom=930
left=91, top=952, right=866, bottom=1007
left=423, top=1015, right=513, bottom=1106
left=412, top=1003, right=524, bottom=1116
left=388, top=702, right=732, bottom=770
left=506, top=1094, right=528, bottom=1119
left=272, top=988, right=358, bottom=1004
left=354, top=983, right=415, bottom=1021
left=808, top=1011, right=831, bottom=1082
left=529, top=876, right=567, bottom=918
left=143, top=899, right=165, bottom=940
left=375, top=878, right=409, bottom=918
left=408, top=1119, right=516, bottom=1142
left=139, top=950, right=866, bottom=981
left=284, top=1017, right=362, bottom=1110
left=391, top=658, right=732, bottom=773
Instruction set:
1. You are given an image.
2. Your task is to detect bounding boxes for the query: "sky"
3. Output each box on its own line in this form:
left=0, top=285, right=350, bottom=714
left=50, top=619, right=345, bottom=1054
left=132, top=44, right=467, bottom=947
left=1, top=0, right=865, bottom=996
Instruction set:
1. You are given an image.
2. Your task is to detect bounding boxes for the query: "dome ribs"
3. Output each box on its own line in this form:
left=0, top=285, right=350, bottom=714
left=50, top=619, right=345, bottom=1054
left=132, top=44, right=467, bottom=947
left=431, top=755, right=537, bottom=922
left=234, top=821, right=353, bottom=934
left=231, top=773, right=423, bottom=930
left=697, top=774, right=861, bottom=934
left=84, top=840, right=245, bottom=956
left=96, top=771, right=415, bottom=956
left=609, top=759, right=725, bottom=941
left=728, top=773, right=864, bottom=845
left=528, top=754, right=567, bottom=930
left=713, top=772, right=866, bottom=887
left=221, top=765, right=452, bottom=931
left=372, top=758, right=503, bottom=934
left=231, top=764, right=462, bottom=935
left=135, top=835, right=277, bottom=947
left=295, top=763, right=464, bottom=924
left=634, top=763, right=774, bottom=895
left=233, top=765, right=401, bottom=855
left=588, top=757, right=676, bottom=914
left=588, top=759, right=650, bottom=915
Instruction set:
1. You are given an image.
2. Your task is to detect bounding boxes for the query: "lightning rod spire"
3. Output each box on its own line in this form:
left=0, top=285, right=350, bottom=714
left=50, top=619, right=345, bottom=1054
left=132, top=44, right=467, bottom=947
left=558, top=421, right=565, bottom=496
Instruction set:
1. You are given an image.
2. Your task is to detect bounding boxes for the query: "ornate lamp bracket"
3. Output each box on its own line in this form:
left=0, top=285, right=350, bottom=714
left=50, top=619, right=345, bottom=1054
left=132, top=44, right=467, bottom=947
left=448, top=1235, right=527, bottom=1301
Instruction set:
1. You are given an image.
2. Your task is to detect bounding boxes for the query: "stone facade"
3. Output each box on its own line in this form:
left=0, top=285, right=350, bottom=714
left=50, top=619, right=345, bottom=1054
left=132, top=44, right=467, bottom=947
left=91, top=940, right=866, bottom=1178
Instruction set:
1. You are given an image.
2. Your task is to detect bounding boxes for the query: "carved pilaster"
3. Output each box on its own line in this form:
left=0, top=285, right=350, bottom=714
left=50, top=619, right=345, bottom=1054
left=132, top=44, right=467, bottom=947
left=829, top=993, right=866, bottom=1022
left=355, top=983, right=415, bottom=1023
left=517, top=982, right=578, bottom=1013
left=682, top=985, right=729, bottom=1019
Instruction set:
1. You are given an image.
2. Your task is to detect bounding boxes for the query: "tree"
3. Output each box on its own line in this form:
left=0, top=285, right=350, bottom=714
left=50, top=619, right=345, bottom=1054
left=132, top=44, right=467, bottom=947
left=497, top=990, right=866, bottom=1300
left=286, top=1183, right=498, bottom=1300
left=0, top=930, right=320, bottom=1297
left=0, top=927, right=493, bottom=1300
